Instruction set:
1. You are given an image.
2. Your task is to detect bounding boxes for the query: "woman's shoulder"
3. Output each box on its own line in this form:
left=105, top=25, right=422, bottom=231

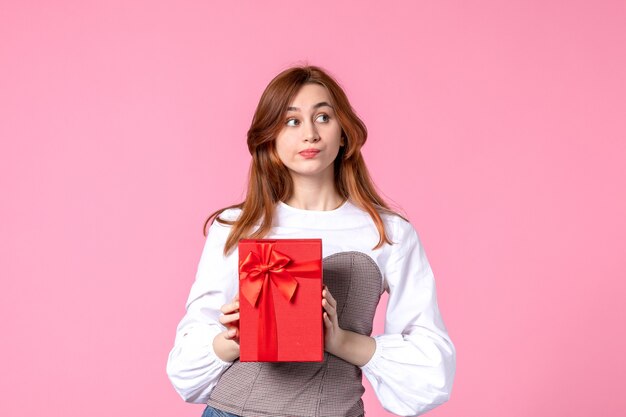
left=205, top=207, right=243, bottom=236
left=375, top=208, right=422, bottom=253
left=215, top=207, right=243, bottom=223
left=343, top=201, right=415, bottom=238
left=378, top=206, right=413, bottom=229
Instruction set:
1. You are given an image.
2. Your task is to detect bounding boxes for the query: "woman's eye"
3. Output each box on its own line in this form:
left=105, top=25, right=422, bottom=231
left=286, top=118, right=299, bottom=127
left=316, top=114, right=330, bottom=123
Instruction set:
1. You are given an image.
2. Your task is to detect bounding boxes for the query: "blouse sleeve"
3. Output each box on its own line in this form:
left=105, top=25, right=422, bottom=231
left=166, top=217, right=239, bottom=403
left=360, top=219, right=457, bottom=416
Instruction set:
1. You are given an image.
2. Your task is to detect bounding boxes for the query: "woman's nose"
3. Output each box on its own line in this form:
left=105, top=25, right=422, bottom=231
left=304, top=122, right=320, bottom=142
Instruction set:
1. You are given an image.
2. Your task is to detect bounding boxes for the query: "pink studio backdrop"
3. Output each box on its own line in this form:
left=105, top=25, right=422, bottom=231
left=1, top=1, right=625, bottom=416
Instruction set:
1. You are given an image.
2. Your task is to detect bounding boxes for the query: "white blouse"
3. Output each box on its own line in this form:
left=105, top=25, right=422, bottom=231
left=166, top=200, right=456, bottom=416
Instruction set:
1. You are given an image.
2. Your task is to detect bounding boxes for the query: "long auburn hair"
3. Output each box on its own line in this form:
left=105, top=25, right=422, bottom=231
left=203, top=65, right=408, bottom=256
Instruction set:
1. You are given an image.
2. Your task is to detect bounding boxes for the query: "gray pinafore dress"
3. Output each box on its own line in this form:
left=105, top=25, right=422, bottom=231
left=206, top=251, right=384, bottom=417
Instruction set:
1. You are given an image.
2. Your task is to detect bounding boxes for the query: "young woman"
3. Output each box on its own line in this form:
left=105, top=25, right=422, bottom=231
left=167, top=65, right=456, bottom=417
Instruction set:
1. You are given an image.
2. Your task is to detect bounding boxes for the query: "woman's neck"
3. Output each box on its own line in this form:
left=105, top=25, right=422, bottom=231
left=284, top=176, right=345, bottom=211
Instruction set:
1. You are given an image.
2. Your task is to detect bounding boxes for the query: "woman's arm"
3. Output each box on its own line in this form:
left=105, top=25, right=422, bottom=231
left=166, top=218, right=239, bottom=403
left=359, top=219, right=457, bottom=417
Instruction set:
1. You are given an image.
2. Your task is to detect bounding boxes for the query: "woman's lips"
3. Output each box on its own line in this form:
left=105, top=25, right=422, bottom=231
left=299, top=149, right=320, bottom=159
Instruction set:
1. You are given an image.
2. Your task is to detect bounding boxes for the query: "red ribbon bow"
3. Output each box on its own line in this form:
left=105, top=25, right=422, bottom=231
left=239, top=247, right=298, bottom=307
left=239, top=242, right=320, bottom=361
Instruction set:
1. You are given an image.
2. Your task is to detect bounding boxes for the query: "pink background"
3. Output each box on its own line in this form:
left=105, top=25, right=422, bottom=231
left=1, top=1, right=625, bottom=416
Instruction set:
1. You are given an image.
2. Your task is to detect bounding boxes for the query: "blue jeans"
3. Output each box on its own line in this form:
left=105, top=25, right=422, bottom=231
left=201, top=404, right=241, bottom=417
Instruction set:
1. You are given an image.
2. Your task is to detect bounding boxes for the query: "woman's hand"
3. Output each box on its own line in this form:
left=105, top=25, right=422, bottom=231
left=322, top=285, right=377, bottom=366
left=322, top=285, right=346, bottom=355
left=213, top=294, right=241, bottom=362
left=219, top=294, right=240, bottom=341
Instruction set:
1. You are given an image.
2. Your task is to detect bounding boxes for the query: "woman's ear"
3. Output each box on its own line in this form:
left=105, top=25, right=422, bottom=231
left=341, top=135, right=346, bottom=146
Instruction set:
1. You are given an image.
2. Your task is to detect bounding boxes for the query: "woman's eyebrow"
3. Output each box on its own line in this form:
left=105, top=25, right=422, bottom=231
left=287, top=102, right=334, bottom=112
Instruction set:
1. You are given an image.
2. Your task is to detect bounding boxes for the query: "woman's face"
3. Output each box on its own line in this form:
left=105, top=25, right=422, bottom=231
left=275, top=83, right=344, bottom=183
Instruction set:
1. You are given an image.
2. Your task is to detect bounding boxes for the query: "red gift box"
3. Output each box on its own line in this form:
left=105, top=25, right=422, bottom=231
left=238, top=238, right=323, bottom=362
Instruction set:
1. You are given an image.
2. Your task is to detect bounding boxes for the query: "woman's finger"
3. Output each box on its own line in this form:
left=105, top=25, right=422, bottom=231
left=322, top=298, right=335, bottom=316
left=224, top=326, right=239, bottom=340
left=220, top=299, right=240, bottom=314
left=323, top=287, right=337, bottom=309
left=326, top=288, right=337, bottom=308
left=219, top=312, right=240, bottom=325
left=323, top=312, right=332, bottom=328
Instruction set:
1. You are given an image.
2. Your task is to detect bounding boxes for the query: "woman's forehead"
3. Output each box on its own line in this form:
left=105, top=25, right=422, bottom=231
left=288, top=84, right=334, bottom=111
